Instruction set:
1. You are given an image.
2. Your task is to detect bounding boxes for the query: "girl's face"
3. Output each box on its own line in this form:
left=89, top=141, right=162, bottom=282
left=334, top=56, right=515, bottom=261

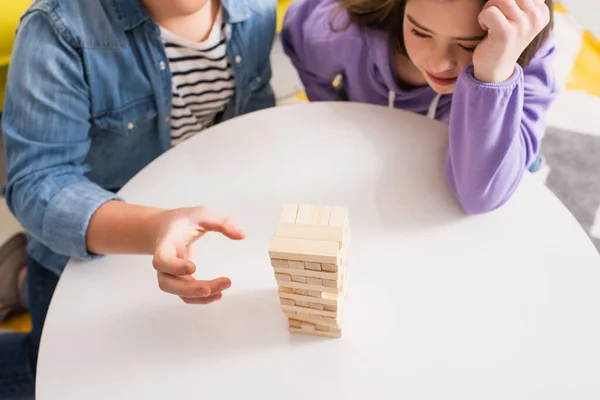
left=403, top=0, right=487, bottom=94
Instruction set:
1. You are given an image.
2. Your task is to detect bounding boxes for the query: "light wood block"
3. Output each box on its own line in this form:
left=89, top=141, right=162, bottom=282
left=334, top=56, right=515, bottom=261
left=300, top=321, right=315, bottom=332
left=274, top=223, right=344, bottom=244
left=291, top=275, right=307, bottom=283
left=309, top=302, right=324, bottom=310
left=289, top=327, right=341, bottom=338
left=328, top=206, right=348, bottom=228
left=308, top=290, right=324, bottom=297
left=279, top=287, right=294, bottom=294
left=280, top=298, right=295, bottom=306
left=287, top=260, right=305, bottom=270
left=270, top=259, right=288, bottom=269
left=315, top=325, right=329, bottom=332
left=285, top=313, right=340, bottom=328
left=288, top=319, right=302, bottom=329
left=268, top=237, right=340, bottom=264
left=277, top=280, right=340, bottom=294
left=313, top=205, right=332, bottom=226
left=307, top=277, right=323, bottom=286
left=280, top=203, right=299, bottom=223
left=322, top=279, right=337, bottom=287
left=296, top=204, right=316, bottom=224
left=278, top=288, right=339, bottom=306
left=305, top=262, right=322, bottom=271
left=281, top=305, right=338, bottom=318
left=324, top=304, right=338, bottom=312
left=295, top=300, right=309, bottom=307
left=293, top=289, right=308, bottom=296
left=322, top=263, right=338, bottom=272
left=273, top=267, right=338, bottom=281
left=275, top=272, right=291, bottom=282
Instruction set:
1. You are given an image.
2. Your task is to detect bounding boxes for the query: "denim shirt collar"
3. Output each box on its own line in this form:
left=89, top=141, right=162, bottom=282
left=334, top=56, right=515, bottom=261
left=111, top=0, right=250, bottom=31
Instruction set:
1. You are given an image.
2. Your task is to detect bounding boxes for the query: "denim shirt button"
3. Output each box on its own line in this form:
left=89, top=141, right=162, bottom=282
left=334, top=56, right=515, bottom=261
left=256, top=76, right=262, bottom=83
left=127, top=122, right=134, bottom=131
left=165, top=116, right=170, bottom=123
left=159, top=61, right=166, bottom=71
left=234, top=55, right=242, bottom=64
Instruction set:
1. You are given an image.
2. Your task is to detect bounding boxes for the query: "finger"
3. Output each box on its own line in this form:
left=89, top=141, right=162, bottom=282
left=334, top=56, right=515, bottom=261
left=157, top=274, right=231, bottom=298
left=181, top=292, right=223, bottom=305
left=479, top=5, right=512, bottom=36
left=194, top=209, right=246, bottom=240
left=486, top=0, right=523, bottom=22
left=153, top=242, right=196, bottom=275
left=158, top=273, right=212, bottom=297
left=514, top=0, right=534, bottom=12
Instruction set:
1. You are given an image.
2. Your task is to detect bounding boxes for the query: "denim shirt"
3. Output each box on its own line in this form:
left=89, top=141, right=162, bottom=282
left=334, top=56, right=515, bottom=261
left=2, top=0, right=276, bottom=275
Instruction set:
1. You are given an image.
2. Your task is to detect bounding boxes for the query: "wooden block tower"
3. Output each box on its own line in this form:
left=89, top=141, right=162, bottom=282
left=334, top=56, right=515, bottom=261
left=268, top=203, right=350, bottom=338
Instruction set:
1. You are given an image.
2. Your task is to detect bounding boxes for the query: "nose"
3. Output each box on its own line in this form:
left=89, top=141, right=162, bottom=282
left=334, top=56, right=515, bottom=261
left=427, top=44, right=457, bottom=74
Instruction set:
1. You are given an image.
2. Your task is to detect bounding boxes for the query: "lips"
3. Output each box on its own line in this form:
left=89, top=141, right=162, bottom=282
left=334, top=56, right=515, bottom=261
left=426, top=71, right=457, bottom=86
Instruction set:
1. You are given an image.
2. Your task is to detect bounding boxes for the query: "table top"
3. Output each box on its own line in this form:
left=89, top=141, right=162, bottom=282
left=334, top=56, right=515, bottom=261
left=38, top=102, right=600, bottom=399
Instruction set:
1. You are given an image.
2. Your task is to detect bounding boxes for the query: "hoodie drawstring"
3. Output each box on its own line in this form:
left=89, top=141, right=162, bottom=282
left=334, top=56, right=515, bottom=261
left=427, top=93, right=442, bottom=120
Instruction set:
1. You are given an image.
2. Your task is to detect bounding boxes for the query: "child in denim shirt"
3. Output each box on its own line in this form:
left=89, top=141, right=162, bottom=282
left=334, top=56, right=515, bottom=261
left=1, top=0, right=276, bottom=397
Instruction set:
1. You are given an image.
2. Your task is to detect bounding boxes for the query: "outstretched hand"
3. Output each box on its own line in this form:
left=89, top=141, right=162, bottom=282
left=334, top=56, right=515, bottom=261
left=152, top=206, right=246, bottom=305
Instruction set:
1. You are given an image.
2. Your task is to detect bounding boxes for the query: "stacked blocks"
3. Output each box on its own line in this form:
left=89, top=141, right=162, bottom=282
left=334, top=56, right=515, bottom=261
left=268, top=204, right=350, bottom=338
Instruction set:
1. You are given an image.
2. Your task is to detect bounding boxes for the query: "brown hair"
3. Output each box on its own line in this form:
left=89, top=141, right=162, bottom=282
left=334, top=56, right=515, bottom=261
left=331, top=0, right=554, bottom=68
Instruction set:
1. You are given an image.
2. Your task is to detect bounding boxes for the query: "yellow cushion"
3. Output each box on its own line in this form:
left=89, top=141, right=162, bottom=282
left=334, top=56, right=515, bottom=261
left=0, top=1, right=32, bottom=111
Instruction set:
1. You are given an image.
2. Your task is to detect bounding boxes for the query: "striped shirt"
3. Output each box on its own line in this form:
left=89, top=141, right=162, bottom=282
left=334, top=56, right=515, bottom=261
left=160, top=8, right=235, bottom=146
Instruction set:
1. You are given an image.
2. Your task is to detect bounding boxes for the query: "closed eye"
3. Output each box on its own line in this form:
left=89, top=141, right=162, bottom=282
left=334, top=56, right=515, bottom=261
left=460, top=45, right=477, bottom=52
left=411, top=29, right=431, bottom=39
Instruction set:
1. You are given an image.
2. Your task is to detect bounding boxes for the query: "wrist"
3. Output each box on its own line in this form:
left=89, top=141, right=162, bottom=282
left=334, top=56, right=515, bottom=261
left=473, top=63, right=516, bottom=84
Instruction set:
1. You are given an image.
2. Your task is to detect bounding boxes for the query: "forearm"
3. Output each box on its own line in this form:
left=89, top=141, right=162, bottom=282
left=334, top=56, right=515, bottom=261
left=446, top=65, right=529, bottom=214
left=86, top=200, right=166, bottom=255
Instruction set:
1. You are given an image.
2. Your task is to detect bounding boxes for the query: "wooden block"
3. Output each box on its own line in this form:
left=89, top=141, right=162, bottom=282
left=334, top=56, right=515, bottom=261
left=328, top=206, right=348, bottom=228
left=277, top=280, right=339, bottom=294
left=289, top=327, right=341, bottom=338
left=270, top=258, right=288, bottom=269
left=278, top=287, right=339, bottom=306
left=280, top=203, right=299, bottom=223
left=322, top=279, right=337, bottom=287
left=322, top=263, right=338, bottom=272
left=288, top=319, right=302, bottom=329
left=315, top=325, right=328, bottom=332
left=291, top=275, right=307, bottom=283
left=293, top=289, right=308, bottom=296
left=268, top=237, right=340, bottom=264
left=295, top=300, right=309, bottom=308
left=313, top=205, right=332, bottom=226
left=288, top=260, right=305, bottom=270
left=305, top=262, right=322, bottom=271
left=309, top=302, right=324, bottom=310
left=285, top=312, right=340, bottom=328
left=273, top=267, right=337, bottom=281
left=279, top=287, right=294, bottom=294
left=296, top=204, right=316, bottom=224
left=307, top=277, right=323, bottom=286
left=300, top=321, right=315, bottom=332
left=280, top=298, right=295, bottom=306
left=281, top=305, right=337, bottom=318
left=324, top=304, right=337, bottom=312
left=275, top=272, right=291, bottom=282
left=274, top=223, right=344, bottom=244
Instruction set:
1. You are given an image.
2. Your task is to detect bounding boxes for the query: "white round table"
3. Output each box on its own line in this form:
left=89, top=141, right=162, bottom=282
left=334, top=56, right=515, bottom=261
left=37, top=102, right=600, bottom=399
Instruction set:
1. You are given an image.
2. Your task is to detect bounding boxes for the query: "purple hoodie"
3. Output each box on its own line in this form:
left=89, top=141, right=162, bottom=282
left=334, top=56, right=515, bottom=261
left=280, top=0, right=559, bottom=214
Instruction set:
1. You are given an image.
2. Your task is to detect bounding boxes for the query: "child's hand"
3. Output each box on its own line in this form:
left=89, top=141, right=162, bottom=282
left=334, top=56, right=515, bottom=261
left=473, top=0, right=550, bottom=83
left=152, top=206, right=246, bottom=304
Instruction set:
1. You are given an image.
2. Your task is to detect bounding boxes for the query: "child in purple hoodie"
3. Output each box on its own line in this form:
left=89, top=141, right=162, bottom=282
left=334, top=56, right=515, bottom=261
left=281, top=0, right=557, bottom=214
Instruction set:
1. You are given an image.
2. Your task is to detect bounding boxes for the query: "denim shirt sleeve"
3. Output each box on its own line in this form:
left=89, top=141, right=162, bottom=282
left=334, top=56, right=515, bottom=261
left=2, top=9, right=121, bottom=260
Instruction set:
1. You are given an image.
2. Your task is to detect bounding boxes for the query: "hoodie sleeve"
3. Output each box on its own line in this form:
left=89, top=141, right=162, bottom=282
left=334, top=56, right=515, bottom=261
left=445, top=36, right=559, bottom=214
left=281, top=0, right=344, bottom=101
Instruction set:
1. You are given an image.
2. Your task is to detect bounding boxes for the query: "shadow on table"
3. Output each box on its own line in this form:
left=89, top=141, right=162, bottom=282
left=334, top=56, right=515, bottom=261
left=112, top=288, right=320, bottom=363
